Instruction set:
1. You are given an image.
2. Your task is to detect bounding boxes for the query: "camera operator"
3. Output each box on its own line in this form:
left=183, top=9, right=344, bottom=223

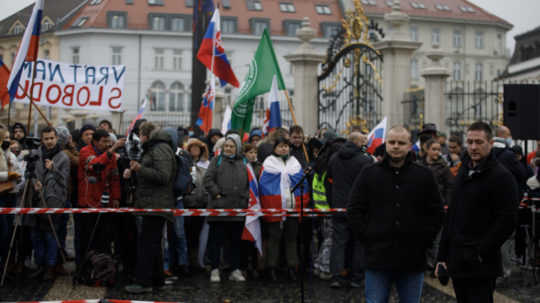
left=24, top=126, right=70, bottom=281
left=124, top=122, right=177, bottom=294
left=77, top=129, right=124, bottom=262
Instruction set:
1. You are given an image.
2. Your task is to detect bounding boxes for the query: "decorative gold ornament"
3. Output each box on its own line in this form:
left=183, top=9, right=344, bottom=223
left=342, top=0, right=371, bottom=47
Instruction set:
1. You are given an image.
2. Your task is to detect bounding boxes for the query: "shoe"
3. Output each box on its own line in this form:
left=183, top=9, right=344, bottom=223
left=229, top=269, right=246, bottom=282
left=318, top=271, right=332, bottom=280
left=288, top=268, right=297, bottom=281
left=125, top=284, right=152, bottom=294
left=330, top=278, right=344, bottom=288
left=210, top=268, right=220, bottom=282
left=42, top=267, right=56, bottom=281
left=164, top=269, right=174, bottom=277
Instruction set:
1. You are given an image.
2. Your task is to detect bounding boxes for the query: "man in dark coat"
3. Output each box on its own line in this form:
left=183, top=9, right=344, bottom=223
left=348, top=126, right=442, bottom=303
left=436, top=122, right=518, bottom=303
left=327, top=132, right=373, bottom=288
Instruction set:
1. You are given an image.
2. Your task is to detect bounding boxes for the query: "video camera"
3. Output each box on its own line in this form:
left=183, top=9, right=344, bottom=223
left=22, top=137, right=41, bottom=150
left=126, top=133, right=142, bottom=161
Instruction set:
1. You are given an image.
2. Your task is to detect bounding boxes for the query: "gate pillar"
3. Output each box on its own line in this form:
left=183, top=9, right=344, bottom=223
left=375, top=1, right=421, bottom=127
left=421, top=45, right=450, bottom=135
left=285, top=17, right=325, bottom=135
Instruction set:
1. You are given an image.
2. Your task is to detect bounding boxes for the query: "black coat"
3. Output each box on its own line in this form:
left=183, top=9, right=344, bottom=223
left=438, top=151, right=519, bottom=279
left=492, top=146, right=527, bottom=197
left=328, top=141, right=373, bottom=211
left=347, top=153, right=442, bottom=272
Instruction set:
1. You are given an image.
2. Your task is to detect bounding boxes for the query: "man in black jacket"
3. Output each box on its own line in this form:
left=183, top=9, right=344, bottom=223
left=436, top=122, right=518, bottom=303
left=327, top=132, right=373, bottom=288
left=348, top=126, right=442, bottom=303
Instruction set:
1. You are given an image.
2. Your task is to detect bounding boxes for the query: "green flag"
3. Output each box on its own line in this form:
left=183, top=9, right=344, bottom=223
left=231, top=29, right=286, bottom=133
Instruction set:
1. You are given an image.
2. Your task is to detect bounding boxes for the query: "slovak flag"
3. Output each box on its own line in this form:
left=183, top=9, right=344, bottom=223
left=0, top=59, right=11, bottom=109
left=125, top=97, right=148, bottom=136
left=7, top=0, right=43, bottom=102
left=366, top=117, right=387, bottom=154
left=196, top=75, right=216, bottom=134
left=241, top=163, right=263, bottom=255
left=196, top=8, right=239, bottom=88
left=263, top=75, right=282, bottom=136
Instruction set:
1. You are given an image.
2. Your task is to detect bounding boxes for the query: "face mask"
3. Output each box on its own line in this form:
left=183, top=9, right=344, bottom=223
left=2, top=141, right=10, bottom=151
left=505, top=138, right=513, bottom=147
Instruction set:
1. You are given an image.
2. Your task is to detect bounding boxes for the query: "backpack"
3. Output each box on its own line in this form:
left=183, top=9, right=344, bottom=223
left=76, top=250, right=117, bottom=287
left=174, top=149, right=194, bottom=197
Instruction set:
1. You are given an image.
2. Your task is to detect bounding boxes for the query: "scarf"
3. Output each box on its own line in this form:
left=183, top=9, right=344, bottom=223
left=41, top=144, right=61, bottom=163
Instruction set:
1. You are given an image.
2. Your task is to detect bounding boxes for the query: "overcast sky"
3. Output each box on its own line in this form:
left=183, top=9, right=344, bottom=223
left=0, top=0, right=538, bottom=51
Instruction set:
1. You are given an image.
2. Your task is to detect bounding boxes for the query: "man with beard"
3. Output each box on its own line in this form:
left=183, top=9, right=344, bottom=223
left=348, top=126, right=442, bottom=303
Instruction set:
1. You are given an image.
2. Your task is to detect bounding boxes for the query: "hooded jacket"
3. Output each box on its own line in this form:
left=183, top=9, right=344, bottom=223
left=327, top=141, right=373, bottom=211
left=134, top=128, right=177, bottom=222
left=438, top=151, right=519, bottom=278
left=418, top=156, right=454, bottom=205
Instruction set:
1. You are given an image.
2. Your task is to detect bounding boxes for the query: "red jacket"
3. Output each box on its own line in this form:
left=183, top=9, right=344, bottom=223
left=78, top=144, right=121, bottom=208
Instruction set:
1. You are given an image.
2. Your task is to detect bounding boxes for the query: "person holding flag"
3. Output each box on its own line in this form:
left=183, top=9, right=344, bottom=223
left=366, top=117, right=387, bottom=155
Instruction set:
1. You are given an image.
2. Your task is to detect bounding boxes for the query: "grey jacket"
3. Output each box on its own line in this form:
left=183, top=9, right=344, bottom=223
left=134, top=129, right=177, bottom=222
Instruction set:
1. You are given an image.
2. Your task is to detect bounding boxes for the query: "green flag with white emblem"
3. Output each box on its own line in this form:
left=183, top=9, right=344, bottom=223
left=231, top=29, right=286, bottom=133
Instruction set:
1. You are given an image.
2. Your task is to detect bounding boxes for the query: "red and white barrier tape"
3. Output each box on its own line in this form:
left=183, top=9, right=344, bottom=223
left=4, top=300, right=185, bottom=303
left=0, top=207, right=347, bottom=217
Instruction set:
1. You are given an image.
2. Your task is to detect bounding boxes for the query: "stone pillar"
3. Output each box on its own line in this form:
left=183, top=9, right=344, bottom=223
left=284, top=17, right=326, bottom=135
left=374, top=0, right=421, bottom=127
left=421, top=45, right=450, bottom=135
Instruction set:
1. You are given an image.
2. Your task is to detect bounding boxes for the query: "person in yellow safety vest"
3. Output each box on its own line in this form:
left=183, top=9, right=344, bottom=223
left=312, top=172, right=329, bottom=210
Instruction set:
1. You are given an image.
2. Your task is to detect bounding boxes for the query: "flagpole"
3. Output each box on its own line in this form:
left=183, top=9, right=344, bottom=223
left=26, top=60, right=39, bottom=131
left=283, top=90, right=310, bottom=162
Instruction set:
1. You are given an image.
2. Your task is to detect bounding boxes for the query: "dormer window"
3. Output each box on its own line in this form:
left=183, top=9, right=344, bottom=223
left=410, top=1, right=425, bottom=9
left=72, top=17, right=88, bottom=28
left=460, top=5, right=475, bottom=13
left=280, top=3, right=295, bottom=13
left=42, top=19, right=54, bottom=32
left=11, top=23, right=25, bottom=35
left=315, top=4, right=331, bottom=15
left=435, top=3, right=450, bottom=11
left=247, top=0, right=263, bottom=11
left=361, top=0, right=377, bottom=5
left=90, top=0, right=103, bottom=5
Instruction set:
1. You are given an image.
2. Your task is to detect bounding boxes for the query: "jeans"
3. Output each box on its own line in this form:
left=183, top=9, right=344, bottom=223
left=365, top=270, right=424, bottom=303
left=31, top=229, right=58, bottom=267
left=172, top=198, right=188, bottom=266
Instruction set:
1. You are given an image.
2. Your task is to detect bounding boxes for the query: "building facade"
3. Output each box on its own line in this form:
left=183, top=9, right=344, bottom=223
left=499, top=25, right=540, bottom=81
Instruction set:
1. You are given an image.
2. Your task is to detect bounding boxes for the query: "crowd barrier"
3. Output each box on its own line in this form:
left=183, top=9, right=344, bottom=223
left=2, top=300, right=186, bottom=303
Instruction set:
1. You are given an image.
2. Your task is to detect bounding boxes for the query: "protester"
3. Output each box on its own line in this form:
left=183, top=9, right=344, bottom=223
left=348, top=126, right=442, bottom=303
left=526, top=140, right=540, bottom=165
left=436, top=121, right=519, bottom=303
left=327, top=132, right=373, bottom=288
left=257, top=127, right=289, bottom=163
left=447, top=135, right=463, bottom=176
left=260, top=136, right=309, bottom=281
left=11, top=122, right=29, bottom=150
left=206, top=129, right=223, bottom=159
left=186, top=138, right=210, bottom=169
left=27, top=126, right=70, bottom=281
left=78, top=124, right=96, bottom=150
left=243, top=143, right=261, bottom=176
left=249, top=128, right=263, bottom=147
left=98, top=120, right=118, bottom=141
left=124, top=122, right=177, bottom=293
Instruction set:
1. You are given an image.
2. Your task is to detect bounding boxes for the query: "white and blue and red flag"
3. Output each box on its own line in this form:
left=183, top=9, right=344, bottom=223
left=196, top=75, right=216, bottom=134
left=7, top=0, right=43, bottom=102
left=263, top=75, right=282, bottom=136
left=241, top=163, right=263, bottom=255
left=366, top=116, right=387, bottom=154
left=259, top=155, right=310, bottom=223
left=125, top=97, right=148, bottom=136
left=196, top=8, right=239, bottom=88
left=0, top=59, right=11, bottom=109
left=221, top=104, right=232, bottom=135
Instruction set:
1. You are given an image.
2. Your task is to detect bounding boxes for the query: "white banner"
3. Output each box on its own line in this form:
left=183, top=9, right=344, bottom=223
left=13, top=59, right=124, bottom=111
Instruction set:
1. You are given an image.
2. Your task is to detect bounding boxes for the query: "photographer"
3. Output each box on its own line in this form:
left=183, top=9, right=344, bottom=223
left=77, top=129, right=123, bottom=261
left=27, top=126, right=70, bottom=281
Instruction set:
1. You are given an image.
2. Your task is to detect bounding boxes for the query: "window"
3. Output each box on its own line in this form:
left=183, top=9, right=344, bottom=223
left=154, top=48, right=164, bottom=70
left=453, top=62, right=461, bottom=80
left=280, top=3, right=295, bottom=12
left=42, top=19, right=54, bottom=32
left=12, top=24, right=24, bottom=35
left=108, top=12, right=127, bottom=29
left=453, top=30, right=462, bottom=48
left=315, top=4, right=332, bottom=15
left=150, top=81, right=166, bottom=111
left=169, top=82, right=186, bottom=112
left=90, top=0, right=103, bottom=5
left=185, top=0, right=193, bottom=7
left=222, top=0, right=231, bottom=9
left=411, top=58, right=419, bottom=80
left=72, top=47, right=80, bottom=64
left=72, top=17, right=88, bottom=28
left=173, top=49, right=183, bottom=71
left=321, top=23, right=340, bottom=39
left=222, top=18, right=237, bottom=34
left=112, top=47, right=122, bottom=65
left=247, top=0, right=263, bottom=11
left=460, top=5, right=475, bottom=13
left=432, top=28, right=440, bottom=45
left=475, top=63, right=483, bottom=81
left=126, top=0, right=134, bottom=4
left=361, top=0, right=377, bottom=5
left=151, top=16, right=166, bottom=31
left=284, top=21, right=301, bottom=37
left=386, top=0, right=395, bottom=6
left=410, top=26, right=418, bottom=42
left=148, top=0, right=164, bottom=5
left=475, top=31, right=484, bottom=49
left=410, top=1, right=425, bottom=9
left=171, top=17, right=185, bottom=32
left=43, top=49, right=50, bottom=59
left=250, top=19, right=269, bottom=36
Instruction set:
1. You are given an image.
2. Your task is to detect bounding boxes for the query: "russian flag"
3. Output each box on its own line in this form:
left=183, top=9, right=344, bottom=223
left=221, top=104, right=232, bottom=135
left=0, top=59, right=11, bottom=109
left=263, top=75, right=282, bottom=136
left=241, top=163, right=263, bottom=255
left=196, top=75, right=215, bottom=134
left=366, top=117, right=387, bottom=154
left=125, top=97, right=148, bottom=136
left=196, top=8, right=239, bottom=88
left=7, top=0, right=43, bottom=102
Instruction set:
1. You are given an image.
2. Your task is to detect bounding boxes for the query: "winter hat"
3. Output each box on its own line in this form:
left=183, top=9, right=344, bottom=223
left=225, top=133, right=242, bottom=156
left=12, top=122, right=27, bottom=136
left=56, top=126, right=71, bottom=148
left=80, top=124, right=96, bottom=135
left=249, top=128, right=263, bottom=141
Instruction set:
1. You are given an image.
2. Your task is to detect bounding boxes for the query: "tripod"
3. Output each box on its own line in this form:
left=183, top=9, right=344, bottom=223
left=0, top=166, right=69, bottom=286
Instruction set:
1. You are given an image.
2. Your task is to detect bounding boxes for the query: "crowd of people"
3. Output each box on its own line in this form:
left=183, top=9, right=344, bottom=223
left=0, top=118, right=537, bottom=303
